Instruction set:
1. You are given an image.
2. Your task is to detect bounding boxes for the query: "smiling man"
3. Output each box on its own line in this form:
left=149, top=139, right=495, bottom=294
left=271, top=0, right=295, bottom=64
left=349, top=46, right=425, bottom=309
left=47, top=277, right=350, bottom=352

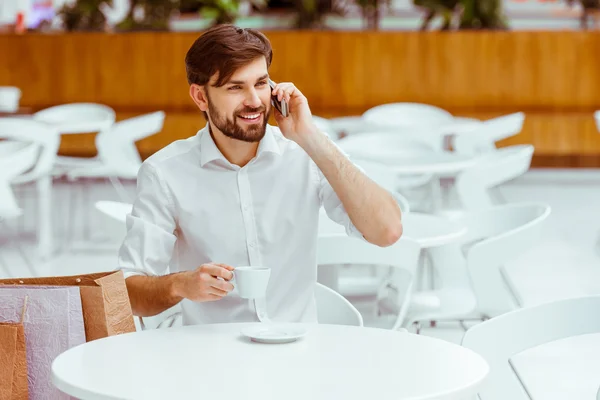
left=118, top=24, right=403, bottom=325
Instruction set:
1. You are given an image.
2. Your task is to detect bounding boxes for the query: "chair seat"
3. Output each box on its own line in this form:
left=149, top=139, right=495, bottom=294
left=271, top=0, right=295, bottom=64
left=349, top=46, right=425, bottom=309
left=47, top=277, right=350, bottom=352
left=55, top=155, right=102, bottom=168
left=54, top=156, right=139, bottom=180
left=407, top=288, right=478, bottom=323
left=337, top=276, right=383, bottom=297
left=378, top=287, right=477, bottom=326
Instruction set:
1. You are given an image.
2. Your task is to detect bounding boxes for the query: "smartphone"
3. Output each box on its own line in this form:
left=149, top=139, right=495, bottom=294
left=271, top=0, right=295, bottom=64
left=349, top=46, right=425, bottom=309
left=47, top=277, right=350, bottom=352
left=268, top=79, right=288, bottom=117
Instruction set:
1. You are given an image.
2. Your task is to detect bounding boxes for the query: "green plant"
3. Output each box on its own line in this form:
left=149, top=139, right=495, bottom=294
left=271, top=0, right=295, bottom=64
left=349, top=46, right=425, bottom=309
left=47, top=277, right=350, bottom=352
left=198, top=0, right=266, bottom=26
left=116, top=0, right=181, bottom=31
left=291, top=0, right=343, bottom=29
left=180, top=0, right=204, bottom=12
left=458, top=0, right=508, bottom=30
left=200, top=0, right=240, bottom=24
left=414, top=0, right=459, bottom=30
left=57, top=0, right=110, bottom=31
left=566, top=0, right=600, bottom=29
left=355, top=0, right=391, bottom=30
left=414, top=0, right=508, bottom=30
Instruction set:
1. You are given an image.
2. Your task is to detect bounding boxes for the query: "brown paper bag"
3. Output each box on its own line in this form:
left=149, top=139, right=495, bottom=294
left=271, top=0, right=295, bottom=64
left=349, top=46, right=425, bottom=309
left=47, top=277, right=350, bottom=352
left=0, top=298, right=29, bottom=400
left=0, top=271, right=136, bottom=342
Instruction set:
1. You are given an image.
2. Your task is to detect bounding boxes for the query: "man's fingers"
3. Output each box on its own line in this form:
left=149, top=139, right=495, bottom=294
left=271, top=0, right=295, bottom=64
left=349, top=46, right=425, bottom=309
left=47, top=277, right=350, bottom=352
left=210, top=279, right=234, bottom=293
left=214, top=263, right=235, bottom=271
left=205, top=293, right=224, bottom=301
left=202, top=264, right=234, bottom=280
left=207, top=287, right=229, bottom=297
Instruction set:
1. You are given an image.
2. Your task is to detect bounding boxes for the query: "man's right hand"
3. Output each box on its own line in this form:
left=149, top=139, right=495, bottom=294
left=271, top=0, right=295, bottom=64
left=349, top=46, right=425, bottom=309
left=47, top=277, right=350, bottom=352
left=174, top=263, right=235, bottom=302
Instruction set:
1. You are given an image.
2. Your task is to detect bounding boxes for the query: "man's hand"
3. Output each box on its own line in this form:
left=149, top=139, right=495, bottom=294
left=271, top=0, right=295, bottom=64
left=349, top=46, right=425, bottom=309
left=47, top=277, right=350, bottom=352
left=271, top=82, right=320, bottom=146
left=174, top=263, right=235, bottom=302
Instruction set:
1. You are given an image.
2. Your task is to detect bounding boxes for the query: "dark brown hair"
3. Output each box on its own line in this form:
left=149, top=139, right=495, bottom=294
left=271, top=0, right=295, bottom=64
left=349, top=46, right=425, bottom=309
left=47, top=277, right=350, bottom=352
left=185, top=24, right=273, bottom=88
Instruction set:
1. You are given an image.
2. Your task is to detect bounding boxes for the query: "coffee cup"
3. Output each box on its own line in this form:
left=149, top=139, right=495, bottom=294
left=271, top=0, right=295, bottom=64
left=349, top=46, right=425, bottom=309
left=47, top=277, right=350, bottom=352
left=232, top=266, right=271, bottom=299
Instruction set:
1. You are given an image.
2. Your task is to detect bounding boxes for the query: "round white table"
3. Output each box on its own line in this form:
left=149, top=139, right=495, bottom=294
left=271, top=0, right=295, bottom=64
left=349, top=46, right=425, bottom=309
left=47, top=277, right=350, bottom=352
left=319, top=211, right=467, bottom=249
left=403, top=212, right=467, bottom=248
left=52, top=323, right=488, bottom=400
left=379, top=153, right=481, bottom=175
left=95, top=200, right=131, bottom=222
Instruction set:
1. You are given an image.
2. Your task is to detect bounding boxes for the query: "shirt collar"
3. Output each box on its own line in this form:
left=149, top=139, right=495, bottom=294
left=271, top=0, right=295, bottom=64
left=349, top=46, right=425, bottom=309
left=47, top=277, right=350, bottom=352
left=199, top=124, right=282, bottom=167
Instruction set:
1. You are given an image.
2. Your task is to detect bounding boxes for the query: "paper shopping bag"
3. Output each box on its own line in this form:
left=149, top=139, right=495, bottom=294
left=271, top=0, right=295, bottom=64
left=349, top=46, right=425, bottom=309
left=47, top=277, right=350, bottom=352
left=0, top=271, right=136, bottom=341
left=0, top=287, right=85, bottom=400
left=0, top=322, right=28, bottom=400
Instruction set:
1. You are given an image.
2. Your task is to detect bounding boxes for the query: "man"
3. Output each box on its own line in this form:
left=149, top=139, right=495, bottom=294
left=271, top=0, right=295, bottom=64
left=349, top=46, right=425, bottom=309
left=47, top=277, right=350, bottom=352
left=118, top=24, right=402, bottom=325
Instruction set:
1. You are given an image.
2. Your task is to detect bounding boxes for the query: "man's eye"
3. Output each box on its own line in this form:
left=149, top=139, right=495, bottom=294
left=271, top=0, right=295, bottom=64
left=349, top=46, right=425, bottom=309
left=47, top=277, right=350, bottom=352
left=256, top=81, right=267, bottom=87
left=228, top=86, right=241, bottom=90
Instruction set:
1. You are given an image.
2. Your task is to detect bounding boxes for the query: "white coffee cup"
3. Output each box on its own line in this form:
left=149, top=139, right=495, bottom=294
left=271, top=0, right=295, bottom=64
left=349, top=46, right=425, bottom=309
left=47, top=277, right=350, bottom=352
left=233, top=266, right=271, bottom=299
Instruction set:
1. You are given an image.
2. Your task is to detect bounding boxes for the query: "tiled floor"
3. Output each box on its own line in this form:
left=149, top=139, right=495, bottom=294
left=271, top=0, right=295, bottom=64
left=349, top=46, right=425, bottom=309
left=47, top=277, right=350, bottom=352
left=2, top=169, right=600, bottom=398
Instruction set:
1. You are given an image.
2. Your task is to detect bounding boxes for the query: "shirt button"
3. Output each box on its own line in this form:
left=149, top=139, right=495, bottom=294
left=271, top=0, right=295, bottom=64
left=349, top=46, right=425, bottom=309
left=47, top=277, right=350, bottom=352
left=249, top=242, right=255, bottom=248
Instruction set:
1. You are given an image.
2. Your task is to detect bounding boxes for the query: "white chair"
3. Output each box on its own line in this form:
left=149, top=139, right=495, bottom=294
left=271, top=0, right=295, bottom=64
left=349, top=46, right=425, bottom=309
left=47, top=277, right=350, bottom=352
left=336, top=131, right=437, bottom=188
left=398, top=202, right=551, bottom=331
left=0, top=86, right=21, bottom=112
left=138, top=283, right=364, bottom=330
left=66, top=112, right=165, bottom=200
left=314, top=283, right=363, bottom=326
left=362, top=103, right=455, bottom=150
left=337, top=132, right=439, bottom=211
left=362, top=102, right=455, bottom=129
left=34, top=102, right=115, bottom=136
left=312, top=116, right=336, bottom=139
left=453, top=112, right=525, bottom=156
left=0, top=141, right=42, bottom=267
left=0, top=141, right=41, bottom=220
left=94, top=200, right=132, bottom=245
left=453, top=144, right=534, bottom=212
left=462, top=295, right=600, bottom=400
left=64, top=112, right=164, bottom=247
left=328, top=116, right=382, bottom=139
left=317, top=235, right=421, bottom=330
left=0, top=118, right=61, bottom=259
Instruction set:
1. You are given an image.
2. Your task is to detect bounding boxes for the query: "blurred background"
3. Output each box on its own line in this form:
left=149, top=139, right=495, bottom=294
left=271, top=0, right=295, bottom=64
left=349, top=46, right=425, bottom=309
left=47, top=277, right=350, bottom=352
left=3, top=2, right=600, bottom=397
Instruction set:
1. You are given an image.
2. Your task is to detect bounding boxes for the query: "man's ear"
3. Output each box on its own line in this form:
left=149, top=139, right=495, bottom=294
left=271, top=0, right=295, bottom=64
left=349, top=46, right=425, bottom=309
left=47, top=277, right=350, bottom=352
left=189, top=84, right=208, bottom=112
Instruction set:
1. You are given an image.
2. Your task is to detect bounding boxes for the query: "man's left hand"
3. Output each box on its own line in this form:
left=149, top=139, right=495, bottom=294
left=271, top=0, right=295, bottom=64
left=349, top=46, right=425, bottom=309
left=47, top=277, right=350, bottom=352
left=271, top=82, right=320, bottom=146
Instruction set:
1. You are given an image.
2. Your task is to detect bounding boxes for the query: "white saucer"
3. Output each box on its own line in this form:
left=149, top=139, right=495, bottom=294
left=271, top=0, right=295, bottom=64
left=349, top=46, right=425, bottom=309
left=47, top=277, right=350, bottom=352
left=240, top=324, right=308, bottom=344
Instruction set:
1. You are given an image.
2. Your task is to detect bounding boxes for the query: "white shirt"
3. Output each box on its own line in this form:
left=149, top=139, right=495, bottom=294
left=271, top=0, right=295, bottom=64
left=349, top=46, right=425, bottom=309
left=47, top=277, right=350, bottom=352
left=118, top=124, right=363, bottom=325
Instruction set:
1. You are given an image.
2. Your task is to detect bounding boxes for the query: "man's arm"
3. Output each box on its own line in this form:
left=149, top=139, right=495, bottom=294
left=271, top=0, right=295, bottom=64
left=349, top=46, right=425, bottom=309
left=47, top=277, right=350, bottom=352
left=126, top=274, right=184, bottom=317
left=272, top=82, right=403, bottom=247
left=118, top=162, right=234, bottom=317
left=126, top=263, right=235, bottom=317
left=304, top=133, right=402, bottom=246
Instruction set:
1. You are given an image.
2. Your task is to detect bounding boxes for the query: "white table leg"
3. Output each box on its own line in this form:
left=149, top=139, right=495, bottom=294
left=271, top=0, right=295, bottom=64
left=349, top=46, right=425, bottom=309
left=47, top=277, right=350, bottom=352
left=36, top=176, right=53, bottom=259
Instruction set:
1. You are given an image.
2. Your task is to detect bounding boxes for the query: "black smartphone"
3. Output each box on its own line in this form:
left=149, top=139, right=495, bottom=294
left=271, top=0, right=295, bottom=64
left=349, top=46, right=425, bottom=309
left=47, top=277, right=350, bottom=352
left=268, top=79, right=288, bottom=117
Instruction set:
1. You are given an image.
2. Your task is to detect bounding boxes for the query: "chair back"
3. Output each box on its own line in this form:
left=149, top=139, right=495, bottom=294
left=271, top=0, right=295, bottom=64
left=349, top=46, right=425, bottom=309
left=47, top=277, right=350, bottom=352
left=462, top=295, right=600, bottom=400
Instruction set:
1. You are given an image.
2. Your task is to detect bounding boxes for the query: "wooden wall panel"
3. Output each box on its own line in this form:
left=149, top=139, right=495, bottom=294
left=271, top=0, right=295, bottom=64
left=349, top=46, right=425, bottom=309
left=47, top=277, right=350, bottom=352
left=1, top=31, right=600, bottom=165
left=54, top=109, right=600, bottom=165
left=3, top=32, right=600, bottom=110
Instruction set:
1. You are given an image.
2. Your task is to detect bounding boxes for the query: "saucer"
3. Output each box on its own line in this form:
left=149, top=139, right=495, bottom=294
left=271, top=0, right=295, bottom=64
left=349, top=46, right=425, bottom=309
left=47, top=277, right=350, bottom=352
left=240, top=324, right=308, bottom=344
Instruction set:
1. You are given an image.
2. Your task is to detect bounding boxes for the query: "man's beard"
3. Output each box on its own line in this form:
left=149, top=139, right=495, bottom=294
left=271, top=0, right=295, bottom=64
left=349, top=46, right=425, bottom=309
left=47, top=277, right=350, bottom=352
left=208, top=99, right=271, bottom=143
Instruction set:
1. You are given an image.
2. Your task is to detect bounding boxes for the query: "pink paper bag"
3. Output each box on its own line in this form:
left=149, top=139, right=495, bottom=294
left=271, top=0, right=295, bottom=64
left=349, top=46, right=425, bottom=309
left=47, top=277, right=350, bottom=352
left=0, top=286, right=86, bottom=400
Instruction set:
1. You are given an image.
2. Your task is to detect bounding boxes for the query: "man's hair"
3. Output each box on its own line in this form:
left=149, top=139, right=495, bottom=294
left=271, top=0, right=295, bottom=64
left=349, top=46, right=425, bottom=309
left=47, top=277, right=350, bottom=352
left=185, top=24, right=273, bottom=88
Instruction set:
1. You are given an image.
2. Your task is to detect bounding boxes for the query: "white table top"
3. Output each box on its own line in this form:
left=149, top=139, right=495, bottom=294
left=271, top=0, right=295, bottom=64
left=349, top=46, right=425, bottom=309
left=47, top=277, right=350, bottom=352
left=403, top=212, right=467, bottom=248
left=319, top=211, right=467, bottom=249
left=95, top=200, right=131, bottom=222
left=378, top=152, right=481, bottom=175
left=52, top=323, right=488, bottom=400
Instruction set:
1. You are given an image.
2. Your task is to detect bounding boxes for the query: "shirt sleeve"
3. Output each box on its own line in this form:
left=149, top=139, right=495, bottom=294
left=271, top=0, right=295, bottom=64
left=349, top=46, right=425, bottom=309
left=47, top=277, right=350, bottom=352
left=312, top=142, right=368, bottom=242
left=117, top=162, right=177, bottom=278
